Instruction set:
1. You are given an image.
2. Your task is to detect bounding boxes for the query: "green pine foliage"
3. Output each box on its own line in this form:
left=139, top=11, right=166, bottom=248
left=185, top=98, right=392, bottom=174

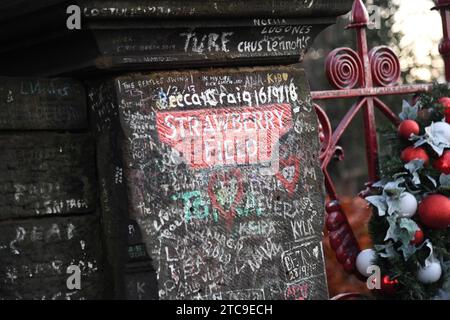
left=369, top=215, right=450, bottom=300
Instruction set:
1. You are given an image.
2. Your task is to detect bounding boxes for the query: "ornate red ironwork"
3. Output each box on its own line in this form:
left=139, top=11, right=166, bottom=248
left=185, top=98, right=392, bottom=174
left=312, top=0, right=450, bottom=276
left=434, top=0, right=450, bottom=81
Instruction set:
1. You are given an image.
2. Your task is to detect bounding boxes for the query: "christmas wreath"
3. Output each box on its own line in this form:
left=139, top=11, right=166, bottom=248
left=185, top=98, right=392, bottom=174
left=360, top=84, right=450, bottom=299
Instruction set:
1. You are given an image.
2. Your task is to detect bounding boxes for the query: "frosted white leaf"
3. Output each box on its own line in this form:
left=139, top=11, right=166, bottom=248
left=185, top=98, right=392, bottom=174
left=394, top=218, right=419, bottom=260
left=399, top=218, right=420, bottom=235
left=412, top=173, right=421, bottom=185
left=383, top=178, right=406, bottom=198
left=372, top=179, right=388, bottom=188
left=423, top=240, right=437, bottom=268
left=399, top=100, right=419, bottom=121
left=440, top=174, right=450, bottom=189
left=366, top=195, right=387, bottom=216
left=398, top=243, right=418, bottom=261
left=384, top=216, right=399, bottom=241
left=375, top=242, right=398, bottom=259
left=386, top=197, right=401, bottom=216
left=405, top=160, right=424, bottom=174
left=417, top=123, right=450, bottom=156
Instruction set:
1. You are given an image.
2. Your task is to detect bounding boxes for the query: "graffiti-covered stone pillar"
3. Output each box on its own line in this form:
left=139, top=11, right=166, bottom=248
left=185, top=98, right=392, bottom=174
left=90, top=67, right=330, bottom=299
left=0, top=0, right=353, bottom=299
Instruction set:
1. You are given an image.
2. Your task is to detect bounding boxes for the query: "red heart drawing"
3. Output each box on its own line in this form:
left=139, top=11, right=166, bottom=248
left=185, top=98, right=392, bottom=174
left=276, top=156, right=301, bottom=196
left=208, top=169, right=244, bottom=230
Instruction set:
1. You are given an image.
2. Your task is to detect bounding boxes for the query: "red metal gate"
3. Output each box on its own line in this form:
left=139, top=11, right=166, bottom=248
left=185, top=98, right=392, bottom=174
left=312, top=0, right=450, bottom=282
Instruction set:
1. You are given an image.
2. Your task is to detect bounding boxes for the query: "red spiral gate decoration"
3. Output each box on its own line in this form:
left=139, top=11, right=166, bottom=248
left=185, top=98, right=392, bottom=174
left=311, top=0, right=450, bottom=287
left=369, top=46, right=401, bottom=87
left=326, top=48, right=363, bottom=89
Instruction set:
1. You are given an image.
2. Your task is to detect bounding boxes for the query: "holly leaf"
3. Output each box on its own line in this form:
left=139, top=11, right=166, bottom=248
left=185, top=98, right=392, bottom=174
left=440, top=174, right=450, bottom=190
left=413, top=137, right=427, bottom=147
left=380, top=178, right=406, bottom=216
left=399, top=218, right=420, bottom=239
left=399, top=100, right=419, bottom=121
left=384, top=215, right=400, bottom=241
left=383, top=178, right=406, bottom=198
left=372, top=179, right=388, bottom=188
left=386, top=197, right=401, bottom=216
left=398, top=243, right=418, bottom=261
left=397, top=218, right=420, bottom=260
left=405, top=160, right=424, bottom=173
left=405, top=159, right=424, bottom=185
left=366, top=195, right=387, bottom=216
left=375, top=242, right=398, bottom=259
left=366, top=179, right=410, bottom=216
left=411, top=173, right=421, bottom=186
left=415, top=123, right=450, bottom=156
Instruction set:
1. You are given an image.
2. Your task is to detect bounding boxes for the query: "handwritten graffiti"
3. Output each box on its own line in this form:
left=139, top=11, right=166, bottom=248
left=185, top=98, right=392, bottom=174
left=208, top=169, right=244, bottom=230
left=173, top=186, right=272, bottom=230
left=172, top=190, right=212, bottom=223
left=92, top=67, right=328, bottom=299
left=285, top=283, right=309, bottom=300
left=275, top=156, right=300, bottom=196
left=180, top=31, right=234, bottom=54
left=282, top=242, right=324, bottom=284
left=156, top=104, right=293, bottom=169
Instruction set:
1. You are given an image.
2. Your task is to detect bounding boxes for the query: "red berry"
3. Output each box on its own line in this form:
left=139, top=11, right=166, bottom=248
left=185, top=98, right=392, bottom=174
left=439, top=97, right=450, bottom=123
left=433, top=150, right=450, bottom=174
left=401, top=146, right=429, bottom=165
left=326, top=211, right=345, bottom=231
left=418, top=194, right=450, bottom=229
left=329, top=224, right=349, bottom=250
left=440, top=97, right=450, bottom=107
left=410, top=229, right=424, bottom=245
left=398, top=120, right=420, bottom=140
left=381, top=275, right=399, bottom=295
left=326, top=200, right=340, bottom=213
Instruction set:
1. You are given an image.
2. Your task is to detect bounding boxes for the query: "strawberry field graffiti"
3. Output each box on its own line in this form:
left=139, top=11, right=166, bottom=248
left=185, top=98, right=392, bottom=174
left=156, top=104, right=293, bottom=169
left=90, top=66, right=328, bottom=299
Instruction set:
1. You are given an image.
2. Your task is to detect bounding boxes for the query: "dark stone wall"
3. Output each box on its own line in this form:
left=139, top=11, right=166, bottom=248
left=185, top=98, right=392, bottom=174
left=0, top=78, right=105, bottom=300
left=0, top=77, right=87, bottom=130
left=0, top=133, right=96, bottom=219
left=0, top=1, right=352, bottom=76
left=0, top=215, right=104, bottom=299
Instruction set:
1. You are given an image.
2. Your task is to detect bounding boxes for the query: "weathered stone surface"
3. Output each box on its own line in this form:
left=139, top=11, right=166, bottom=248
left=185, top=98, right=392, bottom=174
left=89, top=66, right=328, bottom=300
left=0, top=133, right=97, bottom=219
left=0, top=77, right=87, bottom=130
left=0, top=0, right=354, bottom=20
left=0, top=215, right=104, bottom=300
left=89, top=21, right=326, bottom=72
left=0, top=0, right=352, bottom=75
left=125, top=219, right=158, bottom=300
